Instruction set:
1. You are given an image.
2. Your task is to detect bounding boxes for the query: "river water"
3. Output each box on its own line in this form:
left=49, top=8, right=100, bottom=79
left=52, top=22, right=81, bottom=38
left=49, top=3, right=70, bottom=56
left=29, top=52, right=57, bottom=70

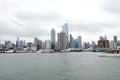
left=0, top=52, right=120, bottom=80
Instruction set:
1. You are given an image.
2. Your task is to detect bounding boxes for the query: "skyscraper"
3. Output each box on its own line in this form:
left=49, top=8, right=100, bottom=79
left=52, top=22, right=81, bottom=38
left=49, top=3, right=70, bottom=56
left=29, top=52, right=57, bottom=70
left=57, top=32, right=67, bottom=51
left=78, top=36, right=82, bottom=49
left=113, top=36, right=117, bottom=44
left=45, top=40, right=51, bottom=49
left=16, top=37, right=19, bottom=48
left=69, top=34, right=74, bottom=48
left=62, top=23, right=69, bottom=48
left=51, top=29, right=55, bottom=49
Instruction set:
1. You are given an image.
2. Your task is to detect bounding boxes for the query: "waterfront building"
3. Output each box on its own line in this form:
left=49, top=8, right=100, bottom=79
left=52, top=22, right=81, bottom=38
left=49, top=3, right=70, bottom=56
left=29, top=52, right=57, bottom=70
left=98, top=34, right=109, bottom=48
left=34, top=37, right=39, bottom=45
left=69, top=34, right=74, bottom=48
left=74, top=39, right=78, bottom=48
left=5, top=41, right=10, bottom=50
left=51, top=29, right=55, bottom=49
left=110, top=41, right=117, bottom=49
left=98, top=40, right=109, bottom=48
left=27, top=42, right=32, bottom=50
left=117, top=40, right=120, bottom=46
left=18, top=40, right=24, bottom=50
left=5, top=41, right=15, bottom=50
left=113, top=36, right=117, bottom=45
left=16, top=38, right=19, bottom=48
left=91, top=41, right=97, bottom=48
left=42, top=42, right=46, bottom=50
left=62, top=23, right=69, bottom=48
left=34, top=37, right=42, bottom=50
left=56, top=32, right=67, bottom=51
left=83, top=42, right=90, bottom=49
left=27, top=42, right=32, bottom=48
left=45, top=40, right=51, bottom=49
left=0, top=44, right=4, bottom=51
left=78, top=36, right=82, bottom=49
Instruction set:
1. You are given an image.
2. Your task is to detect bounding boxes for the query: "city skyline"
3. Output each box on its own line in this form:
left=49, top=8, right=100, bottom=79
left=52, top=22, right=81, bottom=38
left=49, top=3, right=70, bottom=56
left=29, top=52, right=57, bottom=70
left=0, top=0, right=120, bottom=43
left=0, top=26, right=120, bottom=44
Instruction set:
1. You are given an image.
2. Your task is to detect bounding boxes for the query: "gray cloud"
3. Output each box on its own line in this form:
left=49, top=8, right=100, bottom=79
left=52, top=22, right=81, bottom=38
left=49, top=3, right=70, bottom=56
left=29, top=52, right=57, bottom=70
left=102, top=0, right=120, bottom=15
left=0, top=0, right=120, bottom=42
left=68, top=20, right=120, bottom=35
left=0, top=17, right=50, bottom=38
left=15, top=12, right=62, bottom=22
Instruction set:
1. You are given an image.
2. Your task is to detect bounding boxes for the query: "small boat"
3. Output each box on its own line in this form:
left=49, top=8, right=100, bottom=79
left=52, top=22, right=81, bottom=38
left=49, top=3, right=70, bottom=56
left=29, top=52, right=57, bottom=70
left=36, top=49, right=43, bottom=53
left=105, top=50, right=116, bottom=54
left=98, top=53, right=120, bottom=57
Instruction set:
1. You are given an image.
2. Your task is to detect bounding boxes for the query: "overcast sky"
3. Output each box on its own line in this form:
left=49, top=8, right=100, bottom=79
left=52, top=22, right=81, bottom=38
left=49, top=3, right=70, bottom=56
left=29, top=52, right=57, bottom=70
left=0, top=0, right=120, bottom=43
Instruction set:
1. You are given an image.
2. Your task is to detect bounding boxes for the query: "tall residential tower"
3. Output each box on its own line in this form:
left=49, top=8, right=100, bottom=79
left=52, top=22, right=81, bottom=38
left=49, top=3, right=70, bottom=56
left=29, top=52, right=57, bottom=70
left=78, top=36, right=82, bottom=49
left=56, top=32, right=67, bottom=51
left=62, top=23, right=69, bottom=48
left=51, top=29, right=55, bottom=49
left=113, top=36, right=117, bottom=45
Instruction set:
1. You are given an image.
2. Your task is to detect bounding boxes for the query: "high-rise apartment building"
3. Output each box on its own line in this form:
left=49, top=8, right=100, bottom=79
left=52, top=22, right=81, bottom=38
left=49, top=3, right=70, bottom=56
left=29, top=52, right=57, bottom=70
left=113, top=36, right=117, bottom=44
left=78, top=36, right=82, bottom=49
left=56, top=32, right=67, bottom=51
left=98, top=40, right=109, bottom=48
left=69, top=34, right=74, bottom=48
left=45, top=40, right=51, bottom=49
left=62, top=23, right=69, bottom=48
left=110, top=41, right=117, bottom=49
left=51, top=29, right=55, bottom=49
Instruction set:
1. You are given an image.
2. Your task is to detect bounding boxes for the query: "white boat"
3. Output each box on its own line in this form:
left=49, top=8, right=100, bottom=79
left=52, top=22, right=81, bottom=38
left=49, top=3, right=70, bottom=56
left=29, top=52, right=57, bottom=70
left=98, top=53, right=120, bottom=57
left=41, top=49, right=51, bottom=53
left=36, top=49, right=43, bottom=53
left=5, top=50, right=14, bottom=53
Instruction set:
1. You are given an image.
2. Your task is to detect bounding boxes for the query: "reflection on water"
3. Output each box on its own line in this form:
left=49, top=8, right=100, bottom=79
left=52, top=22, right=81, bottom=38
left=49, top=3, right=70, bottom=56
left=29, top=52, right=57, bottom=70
left=0, top=52, right=120, bottom=80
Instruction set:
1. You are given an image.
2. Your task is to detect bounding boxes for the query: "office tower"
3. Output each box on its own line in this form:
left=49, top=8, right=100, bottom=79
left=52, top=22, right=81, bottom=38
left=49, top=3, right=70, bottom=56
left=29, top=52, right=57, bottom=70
left=110, top=41, right=117, bottom=49
left=45, top=40, right=51, bottom=49
left=83, top=42, right=90, bottom=49
left=27, top=42, right=32, bottom=48
left=92, top=41, right=97, bottom=48
left=69, top=34, right=74, bottom=48
left=117, top=40, right=120, bottom=46
left=113, top=36, right=117, bottom=44
left=5, top=41, right=10, bottom=50
left=0, top=44, right=4, bottom=50
left=5, top=41, right=15, bottom=50
left=51, top=29, right=55, bottom=49
left=16, top=37, right=19, bottom=48
left=34, top=37, right=40, bottom=45
left=42, top=42, right=46, bottom=50
left=62, top=23, right=69, bottom=48
left=57, top=32, right=67, bottom=50
left=78, top=36, right=82, bottom=48
left=74, top=39, right=78, bottom=48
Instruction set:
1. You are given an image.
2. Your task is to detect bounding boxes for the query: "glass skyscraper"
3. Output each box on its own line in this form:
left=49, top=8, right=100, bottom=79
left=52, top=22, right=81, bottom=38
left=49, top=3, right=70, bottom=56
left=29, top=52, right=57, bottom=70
left=51, top=29, right=55, bottom=49
left=78, top=36, right=82, bottom=48
left=113, top=36, right=117, bottom=44
left=62, top=23, right=69, bottom=48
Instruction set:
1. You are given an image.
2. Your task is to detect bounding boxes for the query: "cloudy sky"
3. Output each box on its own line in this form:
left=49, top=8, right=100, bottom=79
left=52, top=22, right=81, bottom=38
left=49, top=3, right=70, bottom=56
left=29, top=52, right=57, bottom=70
left=0, top=0, right=120, bottom=43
